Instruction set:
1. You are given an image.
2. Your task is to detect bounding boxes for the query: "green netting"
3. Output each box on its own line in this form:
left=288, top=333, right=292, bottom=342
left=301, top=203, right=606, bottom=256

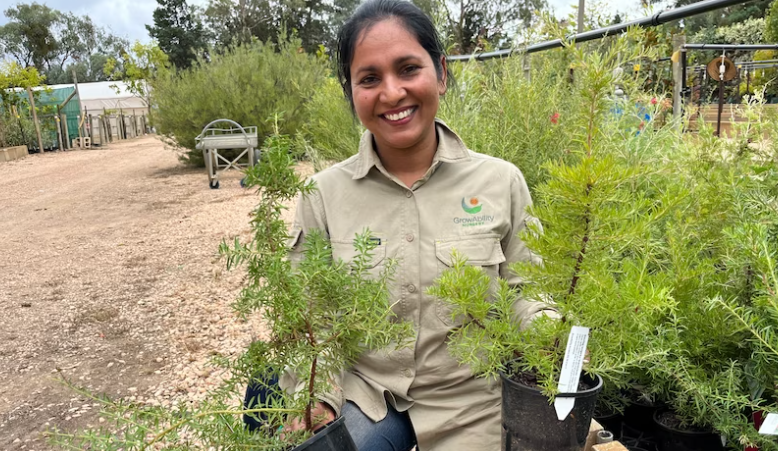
left=36, top=87, right=81, bottom=145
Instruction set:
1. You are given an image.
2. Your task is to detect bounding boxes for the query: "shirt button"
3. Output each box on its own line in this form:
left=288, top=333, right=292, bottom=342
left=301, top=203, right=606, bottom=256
left=405, top=233, right=414, bottom=242
left=405, top=190, right=413, bottom=198
left=403, top=369, right=413, bottom=378
left=407, top=284, right=416, bottom=293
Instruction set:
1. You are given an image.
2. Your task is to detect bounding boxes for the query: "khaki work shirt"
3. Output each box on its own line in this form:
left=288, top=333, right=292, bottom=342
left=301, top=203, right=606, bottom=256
left=281, top=120, right=551, bottom=450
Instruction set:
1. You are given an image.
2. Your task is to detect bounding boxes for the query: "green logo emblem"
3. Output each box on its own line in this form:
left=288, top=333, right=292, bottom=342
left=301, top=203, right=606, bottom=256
left=461, top=197, right=482, bottom=214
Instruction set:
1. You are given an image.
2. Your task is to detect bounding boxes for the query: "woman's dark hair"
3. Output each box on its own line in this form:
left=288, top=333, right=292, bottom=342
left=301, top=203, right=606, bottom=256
left=336, top=0, right=452, bottom=108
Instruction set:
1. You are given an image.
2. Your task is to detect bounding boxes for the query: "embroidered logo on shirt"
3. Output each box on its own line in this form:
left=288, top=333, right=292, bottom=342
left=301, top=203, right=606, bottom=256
left=455, top=196, right=494, bottom=227
left=461, top=197, right=482, bottom=214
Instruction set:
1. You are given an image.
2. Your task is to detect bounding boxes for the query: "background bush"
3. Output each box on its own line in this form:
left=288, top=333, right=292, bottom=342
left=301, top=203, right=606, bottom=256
left=295, top=76, right=362, bottom=170
left=0, top=112, right=36, bottom=149
left=151, top=35, right=328, bottom=166
left=440, top=51, right=577, bottom=193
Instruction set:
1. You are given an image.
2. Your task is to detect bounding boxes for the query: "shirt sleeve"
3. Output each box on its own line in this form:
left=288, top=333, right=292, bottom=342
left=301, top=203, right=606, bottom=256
left=500, top=168, right=559, bottom=329
left=277, top=184, right=347, bottom=417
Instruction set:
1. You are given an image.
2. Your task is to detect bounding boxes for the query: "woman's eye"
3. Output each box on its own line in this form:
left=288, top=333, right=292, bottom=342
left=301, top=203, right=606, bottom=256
left=359, top=76, right=378, bottom=85
left=402, top=65, right=420, bottom=75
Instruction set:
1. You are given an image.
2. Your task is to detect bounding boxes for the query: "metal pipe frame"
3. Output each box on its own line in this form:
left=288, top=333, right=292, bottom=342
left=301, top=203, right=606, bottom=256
left=447, top=0, right=752, bottom=62
left=683, top=44, right=778, bottom=51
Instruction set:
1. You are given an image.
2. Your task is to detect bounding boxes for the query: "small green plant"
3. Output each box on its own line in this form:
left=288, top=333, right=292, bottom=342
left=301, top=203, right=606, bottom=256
left=430, top=30, right=676, bottom=408
left=643, top=128, right=778, bottom=449
left=221, top=131, right=412, bottom=435
left=49, top=130, right=410, bottom=449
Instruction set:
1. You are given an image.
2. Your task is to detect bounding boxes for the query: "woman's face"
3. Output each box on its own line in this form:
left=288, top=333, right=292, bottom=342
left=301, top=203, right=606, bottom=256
left=349, top=19, right=446, bottom=155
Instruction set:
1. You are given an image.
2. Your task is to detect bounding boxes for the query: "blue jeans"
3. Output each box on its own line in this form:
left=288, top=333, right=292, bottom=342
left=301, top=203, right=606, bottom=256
left=243, top=378, right=416, bottom=451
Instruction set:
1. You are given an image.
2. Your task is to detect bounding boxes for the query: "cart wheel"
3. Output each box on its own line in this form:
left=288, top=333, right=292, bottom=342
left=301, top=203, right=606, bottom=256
left=240, top=177, right=246, bottom=188
left=210, top=180, right=220, bottom=190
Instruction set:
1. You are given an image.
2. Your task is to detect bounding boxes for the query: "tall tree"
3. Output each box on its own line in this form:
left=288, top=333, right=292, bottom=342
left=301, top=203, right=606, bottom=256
left=204, top=0, right=274, bottom=46
left=0, top=3, right=59, bottom=71
left=672, top=0, right=771, bottom=34
left=146, top=0, right=209, bottom=69
left=51, top=13, right=98, bottom=72
left=437, top=0, right=547, bottom=54
left=204, top=0, right=333, bottom=51
left=0, top=3, right=128, bottom=83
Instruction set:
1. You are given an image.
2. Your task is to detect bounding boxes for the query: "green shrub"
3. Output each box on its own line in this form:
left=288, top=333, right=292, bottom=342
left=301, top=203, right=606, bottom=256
left=0, top=112, right=35, bottom=149
left=296, top=76, right=363, bottom=170
left=151, top=36, right=328, bottom=166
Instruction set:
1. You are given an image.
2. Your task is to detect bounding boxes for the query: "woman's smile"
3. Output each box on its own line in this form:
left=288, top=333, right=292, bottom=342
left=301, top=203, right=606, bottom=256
left=381, top=106, right=417, bottom=124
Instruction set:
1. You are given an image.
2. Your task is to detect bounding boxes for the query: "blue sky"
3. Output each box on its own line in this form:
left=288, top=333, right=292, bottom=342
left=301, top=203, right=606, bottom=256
left=0, top=0, right=649, bottom=46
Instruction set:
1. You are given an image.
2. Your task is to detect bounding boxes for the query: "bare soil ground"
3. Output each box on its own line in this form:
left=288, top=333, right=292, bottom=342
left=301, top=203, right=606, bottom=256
left=0, top=136, right=309, bottom=450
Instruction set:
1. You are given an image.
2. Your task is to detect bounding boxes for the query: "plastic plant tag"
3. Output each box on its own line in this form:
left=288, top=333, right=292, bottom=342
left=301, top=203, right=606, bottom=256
left=758, top=413, right=778, bottom=435
left=554, top=326, right=590, bottom=421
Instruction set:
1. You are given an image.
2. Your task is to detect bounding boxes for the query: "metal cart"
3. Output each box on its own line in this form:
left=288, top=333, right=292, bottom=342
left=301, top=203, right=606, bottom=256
left=195, top=119, right=259, bottom=189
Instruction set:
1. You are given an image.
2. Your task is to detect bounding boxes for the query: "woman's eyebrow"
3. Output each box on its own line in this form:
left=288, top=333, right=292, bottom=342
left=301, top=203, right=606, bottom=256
left=354, top=55, right=422, bottom=75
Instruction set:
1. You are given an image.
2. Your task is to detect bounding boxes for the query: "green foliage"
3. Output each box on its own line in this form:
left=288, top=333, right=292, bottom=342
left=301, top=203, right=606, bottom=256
left=0, top=61, right=45, bottom=110
left=439, top=53, right=575, bottom=193
left=689, top=17, right=766, bottom=46
left=0, top=2, right=129, bottom=82
left=675, top=0, right=771, bottom=34
left=150, top=36, right=327, bottom=166
left=0, top=112, right=35, bottom=149
left=430, top=28, right=778, bottom=447
left=104, top=41, right=170, bottom=112
left=435, top=0, right=546, bottom=54
left=0, top=61, right=48, bottom=149
left=432, top=29, right=676, bottom=396
left=0, top=2, right=59, bottom=70
left=742, top=50, right=778, bottom=99
left=295, top=76, right=363, bottom=170
left=146, top=0, right=209, bottom=69
left=221, top=131, right=412, bottom=433
left=766, top=0, right=778, bottom=43
left=50, top=130, right=411, bottom=449
left=203, top=0, right=343, bottom=51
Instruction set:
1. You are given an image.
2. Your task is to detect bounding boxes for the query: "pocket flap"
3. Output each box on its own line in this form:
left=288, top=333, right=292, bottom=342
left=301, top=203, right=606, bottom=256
left=435, top=235, right=506, bottom=267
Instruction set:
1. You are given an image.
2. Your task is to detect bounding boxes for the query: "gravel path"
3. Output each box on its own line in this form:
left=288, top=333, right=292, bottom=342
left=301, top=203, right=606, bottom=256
left=0, top=136, right=309, bottom=450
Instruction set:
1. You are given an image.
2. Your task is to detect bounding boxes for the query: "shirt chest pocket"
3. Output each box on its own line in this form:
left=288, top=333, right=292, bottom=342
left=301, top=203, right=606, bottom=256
left=434, top=234, right=506, bottom=326
left=330, top=239, right=388, bottom=278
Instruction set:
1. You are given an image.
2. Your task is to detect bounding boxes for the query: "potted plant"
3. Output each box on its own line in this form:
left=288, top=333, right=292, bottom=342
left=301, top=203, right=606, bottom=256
left=429, top=33, right=678, bottom=451
left=638, top=120, right=778, bottom=451
left=221, top=131, right=412, bottom=450
left=49, top=131, right=411, bottom=450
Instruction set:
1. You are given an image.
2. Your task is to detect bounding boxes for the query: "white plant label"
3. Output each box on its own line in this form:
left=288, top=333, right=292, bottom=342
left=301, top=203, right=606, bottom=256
left=554, top=326, right=590, bottom=421
left=758, top=413, right=778, bottom=435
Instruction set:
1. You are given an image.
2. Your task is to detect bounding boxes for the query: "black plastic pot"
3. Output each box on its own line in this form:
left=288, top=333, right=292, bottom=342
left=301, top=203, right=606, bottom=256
left=292, top=416, right=357, bottom=451
left=594, top=406, right=624, bottom=440
left=653, top=409, right=724, bottom=451
left=623, top=396, right=658, bottom=435
left=501, top=370, right=603, bottom=451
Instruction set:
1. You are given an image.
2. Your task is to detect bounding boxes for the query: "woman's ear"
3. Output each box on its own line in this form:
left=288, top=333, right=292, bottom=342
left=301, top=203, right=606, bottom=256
left=438, top=55, right=448, bottom=96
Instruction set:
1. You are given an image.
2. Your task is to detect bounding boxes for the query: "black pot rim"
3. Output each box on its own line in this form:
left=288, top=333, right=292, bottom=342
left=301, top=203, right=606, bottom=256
left=652, top=408, right=716, bottom=436
left=499, top=368, right=603, bottom=398
left=291, top=416, right=347, bottom=451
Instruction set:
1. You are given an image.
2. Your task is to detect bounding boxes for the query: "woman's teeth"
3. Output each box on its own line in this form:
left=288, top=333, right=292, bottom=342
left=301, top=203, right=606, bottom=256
left=385, top=108, right=413, bottom=121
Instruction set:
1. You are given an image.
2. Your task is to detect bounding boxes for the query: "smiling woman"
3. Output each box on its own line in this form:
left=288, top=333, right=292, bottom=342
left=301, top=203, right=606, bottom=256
left=242, top=1, right=556, bottom=450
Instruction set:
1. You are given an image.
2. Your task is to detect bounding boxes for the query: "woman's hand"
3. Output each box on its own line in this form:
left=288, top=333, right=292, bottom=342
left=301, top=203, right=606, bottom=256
left=284, top=402, right=336, bottom=434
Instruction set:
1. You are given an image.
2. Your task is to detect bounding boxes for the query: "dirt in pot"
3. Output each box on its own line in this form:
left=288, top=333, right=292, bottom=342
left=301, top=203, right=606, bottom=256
left=655, top=410, right=710, bottom=433
left=509, top=369, right=594, bottom=391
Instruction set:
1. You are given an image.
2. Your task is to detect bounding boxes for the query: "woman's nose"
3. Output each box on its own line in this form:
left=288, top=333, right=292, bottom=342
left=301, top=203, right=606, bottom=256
left=379, top=77, right=406, bottom=105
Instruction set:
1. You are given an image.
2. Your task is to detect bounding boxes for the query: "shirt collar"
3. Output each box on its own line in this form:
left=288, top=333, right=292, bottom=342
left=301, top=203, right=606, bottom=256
left=352, top=119, right=471, bottom=180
